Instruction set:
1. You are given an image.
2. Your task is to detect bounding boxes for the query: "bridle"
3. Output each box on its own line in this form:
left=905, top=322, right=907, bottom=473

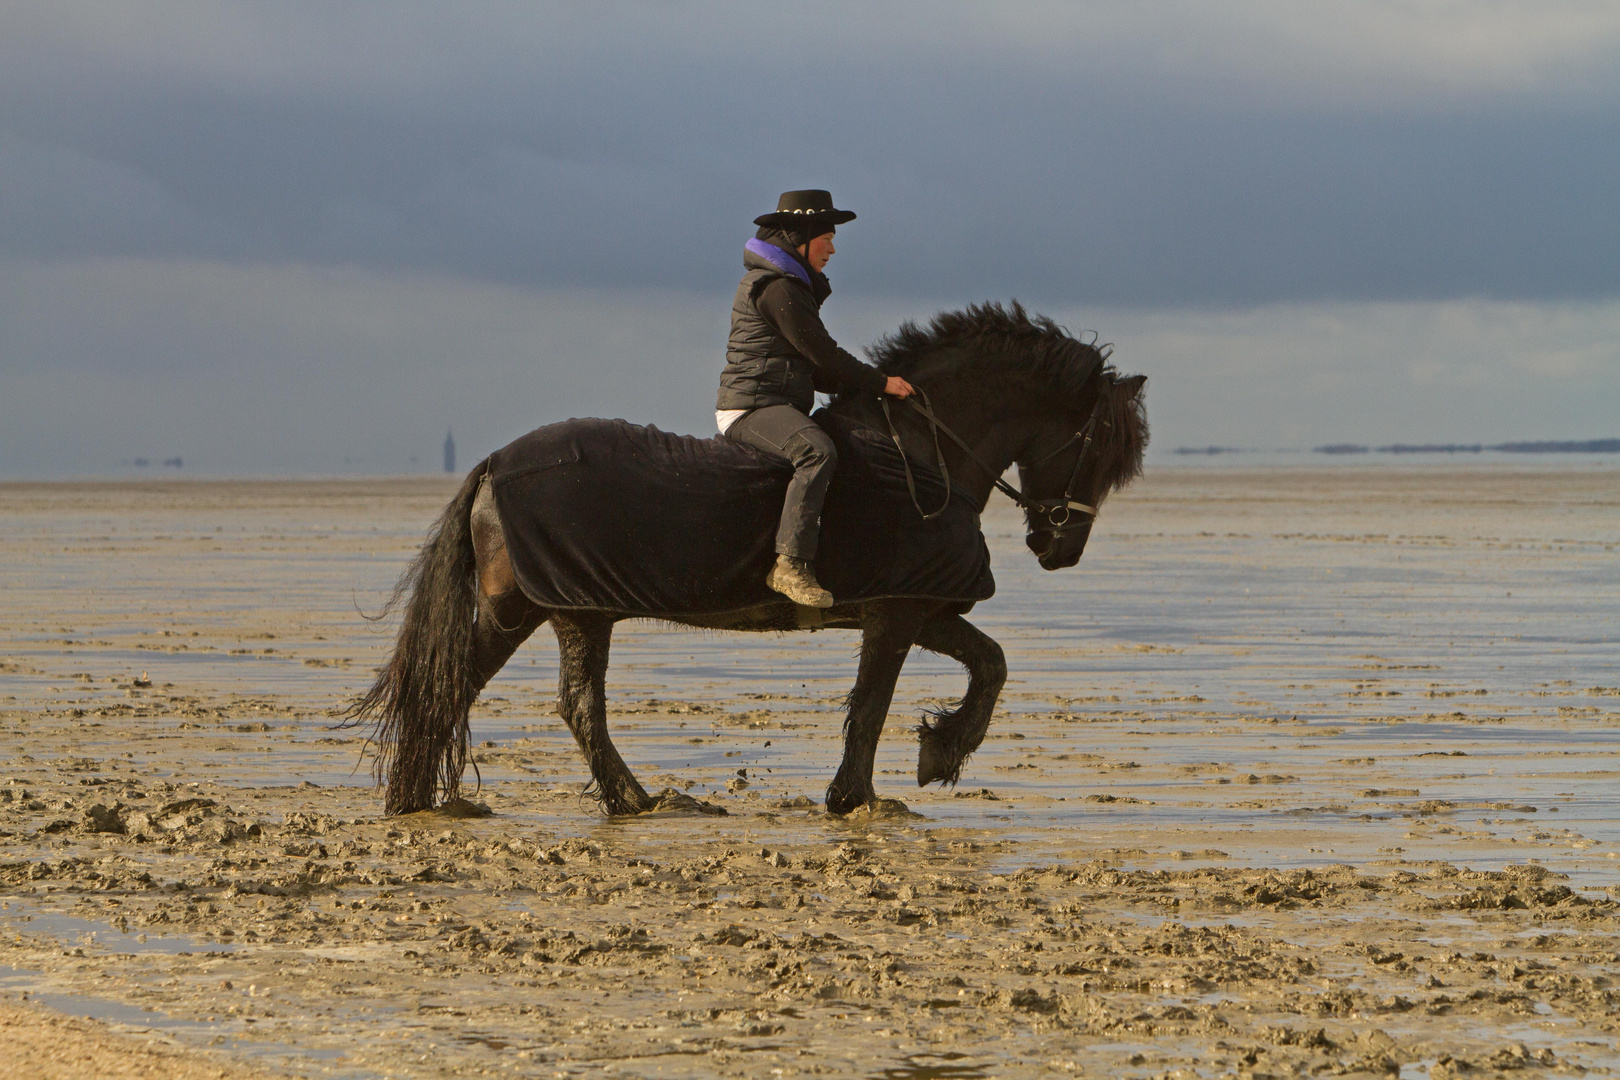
left=879, top=384, right=1106, bottom=537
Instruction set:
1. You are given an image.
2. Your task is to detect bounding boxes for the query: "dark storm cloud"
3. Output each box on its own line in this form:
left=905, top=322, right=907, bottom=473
left=3, top=2, right=1618, bottom=309
left=3, top=2, right=1619, bottom=481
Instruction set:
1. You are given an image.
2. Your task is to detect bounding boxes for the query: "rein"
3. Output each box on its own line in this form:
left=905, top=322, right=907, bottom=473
left=879, top=388, right=953, bottom=521
left=879, top=384, right=1106, bottom=531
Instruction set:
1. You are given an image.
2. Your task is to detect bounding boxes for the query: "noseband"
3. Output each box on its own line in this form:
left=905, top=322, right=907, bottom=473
left=880, top=386, right=1105, bottom=538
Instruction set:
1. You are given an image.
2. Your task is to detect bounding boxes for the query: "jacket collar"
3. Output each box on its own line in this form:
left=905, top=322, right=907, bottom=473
left=744, top=237, right=812, bottom=288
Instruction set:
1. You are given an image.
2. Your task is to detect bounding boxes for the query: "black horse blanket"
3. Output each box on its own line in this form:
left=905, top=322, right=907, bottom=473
left=487, top=411, right=994, bottom=617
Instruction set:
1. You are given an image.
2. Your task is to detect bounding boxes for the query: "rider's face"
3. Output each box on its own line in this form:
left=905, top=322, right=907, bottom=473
left=803, top=231, right=835, bottom=272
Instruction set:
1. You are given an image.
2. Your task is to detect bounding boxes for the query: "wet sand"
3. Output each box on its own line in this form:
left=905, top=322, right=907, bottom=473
left=0, top=996, right=281, bottom=1079
left=1, top=468, right=1617, bottom=1078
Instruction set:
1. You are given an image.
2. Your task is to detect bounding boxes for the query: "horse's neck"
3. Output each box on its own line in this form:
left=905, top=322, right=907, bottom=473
left=833, top=390, right=1023, bottom=512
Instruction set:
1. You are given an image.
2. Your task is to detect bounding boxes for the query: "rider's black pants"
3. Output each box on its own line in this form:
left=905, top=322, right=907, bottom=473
left=724, top=405, right=837, bottom=562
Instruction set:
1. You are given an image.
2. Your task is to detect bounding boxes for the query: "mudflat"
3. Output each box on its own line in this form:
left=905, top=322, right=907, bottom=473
left=0, top=467, right=1616, bottom=1078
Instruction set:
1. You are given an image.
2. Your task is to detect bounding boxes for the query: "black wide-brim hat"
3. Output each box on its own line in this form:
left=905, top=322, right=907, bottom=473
left=753, top=189, right=856, bottom=229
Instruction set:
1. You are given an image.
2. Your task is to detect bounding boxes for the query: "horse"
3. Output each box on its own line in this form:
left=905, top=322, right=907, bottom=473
left=347, top=302, right=1148, bottom=817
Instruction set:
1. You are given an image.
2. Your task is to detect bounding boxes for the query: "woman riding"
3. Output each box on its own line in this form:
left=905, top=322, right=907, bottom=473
left=717, top=189, right=915, bottom=608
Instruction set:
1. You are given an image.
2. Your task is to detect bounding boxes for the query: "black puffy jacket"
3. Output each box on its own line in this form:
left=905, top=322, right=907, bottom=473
left=716, top=234, right=887, bottom=413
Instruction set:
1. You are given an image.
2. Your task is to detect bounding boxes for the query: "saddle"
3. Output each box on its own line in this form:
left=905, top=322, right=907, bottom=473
left=486, top=411, right=994, bottom=617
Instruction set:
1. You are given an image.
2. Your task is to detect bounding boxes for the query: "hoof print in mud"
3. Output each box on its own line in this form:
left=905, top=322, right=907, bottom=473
left=646, top=789, right=728, bottom=816
left=438, top=797, right=494, bottom=818
left=841, top=798, right=922, bottom=821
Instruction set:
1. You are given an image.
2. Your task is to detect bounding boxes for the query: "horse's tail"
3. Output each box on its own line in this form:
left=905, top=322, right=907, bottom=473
left=343, top=460, right=489, bottom=814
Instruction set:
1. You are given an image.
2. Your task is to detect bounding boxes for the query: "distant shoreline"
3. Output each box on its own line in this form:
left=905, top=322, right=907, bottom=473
left=1173, top=438, right=1620, bottom=456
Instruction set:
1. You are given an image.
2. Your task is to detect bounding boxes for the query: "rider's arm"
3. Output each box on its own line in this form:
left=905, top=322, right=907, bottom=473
left=756, top=277, right=889, bottom=398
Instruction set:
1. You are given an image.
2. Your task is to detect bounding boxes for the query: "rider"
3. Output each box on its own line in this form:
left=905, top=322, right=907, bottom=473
left=718, top=189, right=915, bottom=608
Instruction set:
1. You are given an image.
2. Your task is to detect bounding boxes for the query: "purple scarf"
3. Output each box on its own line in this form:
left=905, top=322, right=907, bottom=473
left=744, top=237, right=811, bottom=287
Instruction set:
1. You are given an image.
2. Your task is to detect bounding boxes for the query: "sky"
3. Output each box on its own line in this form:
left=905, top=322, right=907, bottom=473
left=2, top=1, right=1617, bottom=476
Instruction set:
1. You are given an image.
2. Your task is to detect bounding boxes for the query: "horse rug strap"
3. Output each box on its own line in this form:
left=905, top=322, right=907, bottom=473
left=880, top=390, right=952, bottom=521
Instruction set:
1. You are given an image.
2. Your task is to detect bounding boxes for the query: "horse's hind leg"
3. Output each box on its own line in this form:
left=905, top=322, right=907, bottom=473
left=471, top=477, right=549, bottom=686
left=912, top=613, right=1006, bottom=787
left=550, top=611, right=653, bottom=815
left=826, top=600, right=934, bottom=815
left=369, top=467, right=546, bottom=815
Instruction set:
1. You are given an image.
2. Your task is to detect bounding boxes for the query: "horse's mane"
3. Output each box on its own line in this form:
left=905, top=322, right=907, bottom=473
left=860, top=301, right=1148, bottom=491
left=867, top=301, right=1103, bottom=406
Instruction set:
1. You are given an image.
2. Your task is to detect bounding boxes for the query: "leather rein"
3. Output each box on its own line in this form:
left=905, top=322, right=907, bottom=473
left=879, top=384, right=1105, bottom=532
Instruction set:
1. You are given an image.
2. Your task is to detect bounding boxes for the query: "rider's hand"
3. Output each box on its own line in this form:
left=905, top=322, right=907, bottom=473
left=884, top=376, right=915, bottom=399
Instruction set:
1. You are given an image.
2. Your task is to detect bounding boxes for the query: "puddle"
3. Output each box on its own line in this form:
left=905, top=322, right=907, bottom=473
left=871, top=1052, right=993, bottom=1079
left=456, top=1031, right=530, bottom=1051
left=1, top=910, right=241, bottom=955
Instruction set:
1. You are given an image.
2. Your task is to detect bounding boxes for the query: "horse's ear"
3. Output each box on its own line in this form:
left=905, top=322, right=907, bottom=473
left=1121, top=375, right=1146, bottom=400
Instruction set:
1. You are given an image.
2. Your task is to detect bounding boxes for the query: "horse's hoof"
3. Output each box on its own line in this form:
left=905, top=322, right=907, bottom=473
left=647, top=789, right=728, bottom=816
left=395, top=796, right=493, bottom=821
left=824, top=790, right=866, bottom=816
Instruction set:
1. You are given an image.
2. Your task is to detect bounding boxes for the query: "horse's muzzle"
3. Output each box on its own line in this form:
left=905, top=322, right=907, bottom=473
left=1027, top=521, right=1091, bottom=570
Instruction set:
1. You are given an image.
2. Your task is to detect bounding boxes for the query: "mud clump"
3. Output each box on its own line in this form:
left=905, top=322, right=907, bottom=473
left=80, top=803, right=124, bottom=833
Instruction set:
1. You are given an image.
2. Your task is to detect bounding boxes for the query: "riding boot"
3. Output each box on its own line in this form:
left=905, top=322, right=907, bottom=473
left=767, top=555, right=834, bottom=608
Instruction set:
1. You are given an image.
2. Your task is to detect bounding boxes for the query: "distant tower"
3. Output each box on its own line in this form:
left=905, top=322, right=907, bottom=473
left=443, top=429, right=456, bottom=473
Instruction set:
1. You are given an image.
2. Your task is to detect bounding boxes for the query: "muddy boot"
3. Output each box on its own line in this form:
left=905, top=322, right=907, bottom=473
left=767, top=555, right=834, bottom=608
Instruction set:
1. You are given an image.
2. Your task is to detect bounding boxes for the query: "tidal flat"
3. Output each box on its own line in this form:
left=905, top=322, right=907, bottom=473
left=0, top=466, right=1616, bottom=1079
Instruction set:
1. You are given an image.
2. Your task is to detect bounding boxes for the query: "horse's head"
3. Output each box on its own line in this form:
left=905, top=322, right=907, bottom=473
left=1018, top=373, right=1147, bottom=570
left=838, top=302, right=1151, bottom=570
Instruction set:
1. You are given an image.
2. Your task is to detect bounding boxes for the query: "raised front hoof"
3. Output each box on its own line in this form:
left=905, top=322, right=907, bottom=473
left=916, top=734, right=959, bottom=787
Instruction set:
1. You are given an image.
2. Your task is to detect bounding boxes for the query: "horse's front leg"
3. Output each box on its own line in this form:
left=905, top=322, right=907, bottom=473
left=550, top=611, right=654, bottom=815
left=913, top=613, right=1007, bottom=787
left=826, top=600, right=935, bottom=814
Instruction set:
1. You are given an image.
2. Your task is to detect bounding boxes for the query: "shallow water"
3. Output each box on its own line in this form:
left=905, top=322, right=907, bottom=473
left=0, top=909, right=240, bottom=955
left=2, top=469, right=1616, bottom=882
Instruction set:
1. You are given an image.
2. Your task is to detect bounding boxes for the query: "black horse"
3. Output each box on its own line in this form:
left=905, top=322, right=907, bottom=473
left=349, top=303, right=1148, bottom=816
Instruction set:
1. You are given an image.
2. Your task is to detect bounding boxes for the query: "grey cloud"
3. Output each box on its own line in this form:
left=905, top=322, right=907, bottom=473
left=4, top=4, right=1620, bottom=308
left=1076, top=298, right=1620, bottom=450
left=5, top=61, right=1617, bottom=307
left=0, top=130, right=224, bottom=258
left=13, top=3, right=1620, bottom=105
left=3, top=2, right=1619, bottom=483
